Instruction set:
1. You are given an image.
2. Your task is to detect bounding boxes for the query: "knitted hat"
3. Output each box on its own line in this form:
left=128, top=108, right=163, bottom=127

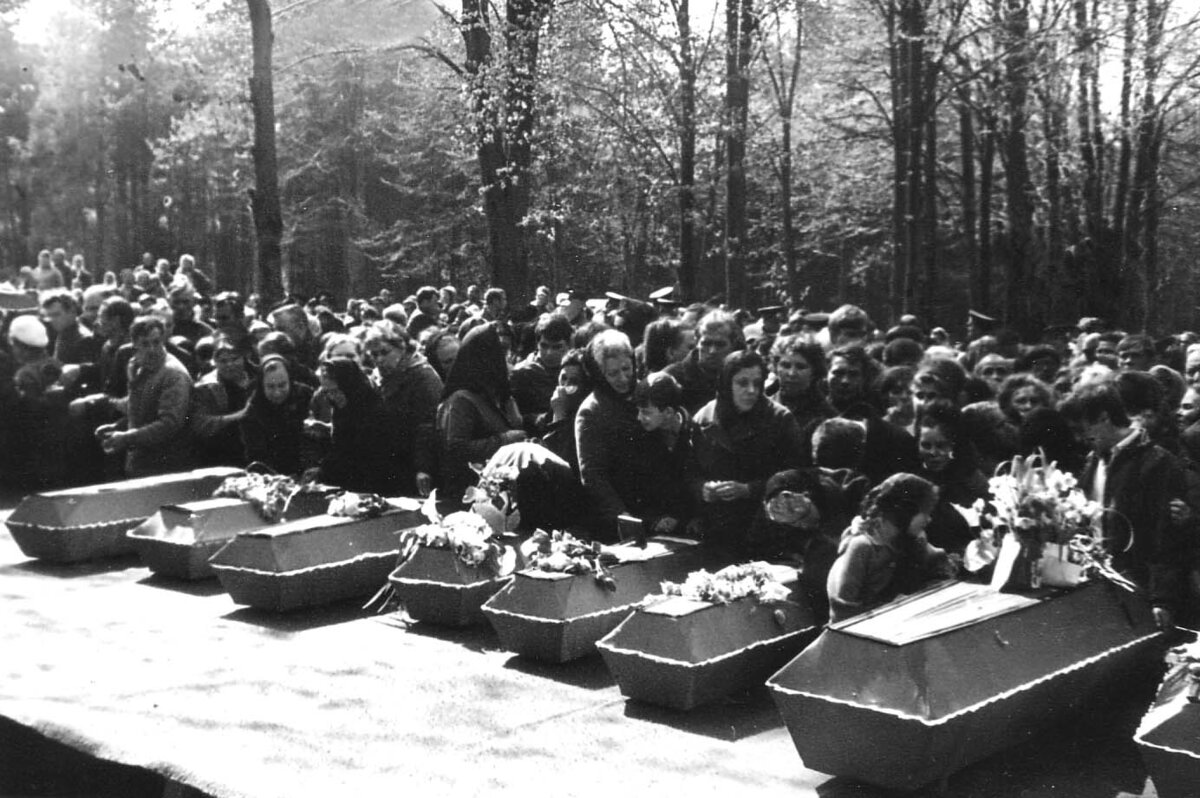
left=8, top=314, right=47, bottom=348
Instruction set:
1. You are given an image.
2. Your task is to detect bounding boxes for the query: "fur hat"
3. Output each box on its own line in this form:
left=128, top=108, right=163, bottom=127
left=8, top=314, right=47, bottom=348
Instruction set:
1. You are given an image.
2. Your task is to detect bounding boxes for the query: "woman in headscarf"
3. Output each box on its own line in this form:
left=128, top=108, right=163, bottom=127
left=436, top=323, right=526, bottom=502
left=240, top=354, right=314, bottom=476
left=303, top=357, right=402, bottom=494
left=688, top=349, right=806, bottom=552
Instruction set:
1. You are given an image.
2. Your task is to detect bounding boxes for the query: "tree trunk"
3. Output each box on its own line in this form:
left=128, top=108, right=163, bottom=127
left=1002, top=0, right=1034, bottom=331
left=724, top=0, right=754, bottom=309
left=959, top=100, right=979, bottom=311
left=1074, top=0, right=1102, bottom=236
left=246, top=0, right=285, bottom=303
left=978, top=112, right=995, bottom=314
left=677, top=0, right=698, bottom=303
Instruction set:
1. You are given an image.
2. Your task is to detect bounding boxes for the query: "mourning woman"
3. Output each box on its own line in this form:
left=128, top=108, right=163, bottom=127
left=826, top=473, right=956, bottom=623
left=914, top=400, right=987, bottom=555
left=240, top=354, right=313, bottom=475
left=688, top=350, right=807, bottom=551
left=303, top=358, right=402, bottom=494
left=747, top=468, right=866, bottom=622
left=768, top=334, right=834, bottom=449
left=364, top=320, right=443, bottom=496
left=436, top=323, right=526, bottom=502
left=575, top=329, right=646, bottom=540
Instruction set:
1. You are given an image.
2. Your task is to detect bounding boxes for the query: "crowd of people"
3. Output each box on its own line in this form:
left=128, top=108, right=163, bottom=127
left=1, top=250, right=1196, bottom=631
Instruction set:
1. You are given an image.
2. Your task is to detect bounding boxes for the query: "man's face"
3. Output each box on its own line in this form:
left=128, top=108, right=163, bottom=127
left=81, top=295, right=103, bottom=328
left=214, top=348, right=247, bottom=383
left=1118, top=347, right=1152, bottom=372
left=537, top=336, right=568, bottom=369
left=1186, top=352, right=1200, bottom=390
left=1179, top=388, right=1200, bottom=427
left=419, top=296, right=440, bottom=315
left=51, top=251, right=66, bottom=268
left=131, top=328, right=166, bottom=371
left=1095, top=340, right=1119, bottom=367
left=698, top=327, right=733, bottom=372
left=171, top=295, right=196, bottom=322
left=214, top=302, right=238, bottom=329
left=828, top=356, right=865, bottom=403
left=43, top=301, right=74, bottom=333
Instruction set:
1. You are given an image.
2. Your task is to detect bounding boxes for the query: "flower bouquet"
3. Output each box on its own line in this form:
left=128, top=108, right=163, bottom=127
left=214, top=472, right=306, bottom=523
left=522, top=528, right=618, bottom=591
left=660, top=562, right=793, bottom=605
left=963, top=452, right=1129, bottom=591
left=380, top=485, right=521, bottom=627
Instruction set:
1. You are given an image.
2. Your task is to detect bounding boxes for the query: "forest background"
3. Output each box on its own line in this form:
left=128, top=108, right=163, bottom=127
left=1, top=0, right=1199, bottom=337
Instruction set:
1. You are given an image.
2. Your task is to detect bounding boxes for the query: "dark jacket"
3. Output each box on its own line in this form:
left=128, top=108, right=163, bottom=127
left=379, top=354, right=443, bottom=495
left=574, top=384, right=645, bottom=538
left=112, top=353, right=193, bottom=477
left=240, top=382, right=314, bottom=476
left=663, top=349, right=719, bottom=416
left=688, top=397, right=806, bottom=549
left=510, top=352, right=559, bottom=433
left=1079, top=430, right=1194, bottom=611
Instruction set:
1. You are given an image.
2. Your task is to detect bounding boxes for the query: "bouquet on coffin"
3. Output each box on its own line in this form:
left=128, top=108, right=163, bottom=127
left=659, top=562, right=793, bottom=606
left=958, top=452, right=1134, bottom=591
left=214, top=471, right=393, bottom=523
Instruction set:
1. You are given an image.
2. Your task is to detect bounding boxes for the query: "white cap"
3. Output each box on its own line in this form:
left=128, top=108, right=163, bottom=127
left=9, top=314, right=48, bottom=348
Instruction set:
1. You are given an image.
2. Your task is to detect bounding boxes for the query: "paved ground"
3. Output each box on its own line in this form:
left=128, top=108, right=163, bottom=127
left=0, top=488, right=1172, bottom=798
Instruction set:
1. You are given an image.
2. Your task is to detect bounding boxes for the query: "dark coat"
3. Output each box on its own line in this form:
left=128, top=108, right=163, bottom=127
left=1079, top=430, right=1194, bottom=611
left=379, top=355, right=443, bottom=495
left=688, top=397, right=806, bottom=549
left=663, top=349, right=719, bottom=416
left=240, top=382, right=314, bottom=476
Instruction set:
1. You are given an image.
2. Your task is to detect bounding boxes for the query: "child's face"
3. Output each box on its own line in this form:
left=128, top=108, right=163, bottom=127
left=638, top=403, right=673, bottom=431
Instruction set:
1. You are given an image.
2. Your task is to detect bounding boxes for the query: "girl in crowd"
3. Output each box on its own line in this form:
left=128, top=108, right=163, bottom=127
left=641, top=318, right=692, bottom=375
left=826, top=473, right=957, bottom=623
left=437, top=324, right=526, bottom=502
left=689, top=350, right=806, bottom=552
left=540, top=348, right=592, bottom=473
left=241, top=354, right=313, bottom=475
left=914, top=400, right=987, bottom=555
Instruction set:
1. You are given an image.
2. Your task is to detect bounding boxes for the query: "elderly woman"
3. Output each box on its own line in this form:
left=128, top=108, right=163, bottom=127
left=826, top=473, right=956, bottom=623
left=240, top=354, right=314, bottom=475
left=688, top=350, right=806, bottom=551
left=436, top=324, right=526, bottom=502
left=364, top=320, right=443, bottom=496
left=574, top=329, right=647, bottom=540
left=303, top=358, right=402, bottom=494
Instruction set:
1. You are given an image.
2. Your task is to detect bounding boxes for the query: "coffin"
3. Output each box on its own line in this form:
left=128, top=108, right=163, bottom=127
left=209, top=508, right=423, bottom=612
left=127, top=491, right=331, bottom=580
left=388, top=546, right=514, bottom=627
left=597, top=568, right=819, bottom=710
left=482, top=537, right=710, bottom=664
left=5, top=467, right=243, bottom=563
left=767, top=579, right=1160, bottom=791
left=1135, top=640, right=1200, bottom=798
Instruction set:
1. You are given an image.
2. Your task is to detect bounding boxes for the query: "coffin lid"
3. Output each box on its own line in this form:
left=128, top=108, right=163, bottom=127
left=7, top=467, right=243, bottom=529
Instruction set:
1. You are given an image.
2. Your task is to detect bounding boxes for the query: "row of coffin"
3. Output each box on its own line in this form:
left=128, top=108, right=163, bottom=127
left=4, top=466, right=1197, bottom=796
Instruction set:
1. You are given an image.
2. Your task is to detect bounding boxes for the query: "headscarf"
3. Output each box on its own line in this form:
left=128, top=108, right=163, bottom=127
left=441, top=323, right=510, bottom=406
left=715, top=349, right=769, bottom=428
left=320, top=357, right=378, bottom=414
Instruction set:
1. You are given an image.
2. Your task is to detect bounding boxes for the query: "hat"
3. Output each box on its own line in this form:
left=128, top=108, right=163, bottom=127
left=967, top=309, right=998, bottom=324
left=9, top=314, right=48, bottom=348
left=604, top=291, right=631, bottom=302
left=757, top=305, right=785, bottom=317
left=798, top=312, right=830, bottom=329
left=556, top=288, right=584, bottom=307
left=648, top=286, right=675, bottom=301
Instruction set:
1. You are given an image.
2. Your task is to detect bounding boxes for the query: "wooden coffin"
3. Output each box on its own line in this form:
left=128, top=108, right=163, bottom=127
left=482, top=537, right=709, bottom=664
left=1135, top=641, right=1200, bottom=798
left=767, top=579, right=1160, bottom=791
left=127, top=491, right=331, bottom=580
left=5, top=467, right=243, bottom=563
left=209, top=508, right=423, bottom=612
left=597, top=569, right=819, bottom=710
left=388, top=546, right=514, bottom=627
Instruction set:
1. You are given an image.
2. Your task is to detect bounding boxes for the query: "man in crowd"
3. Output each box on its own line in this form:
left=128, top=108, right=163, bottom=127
left=664, top=308, right=742, bottom=415
left=511, top=314, right=573, bottom=432
left=31, top=249, right=63, bottom=290
left=407, top=286, right=442, bottom=340
left=1117, top=333, right=1156, bottom=372
left=169, top=284, right=214, bottom=346
left=95, top=316, right=193, bottom=477
left=42, top=290, right=100, bottom=366
left=1073, top=382, right=1192, bottom=631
